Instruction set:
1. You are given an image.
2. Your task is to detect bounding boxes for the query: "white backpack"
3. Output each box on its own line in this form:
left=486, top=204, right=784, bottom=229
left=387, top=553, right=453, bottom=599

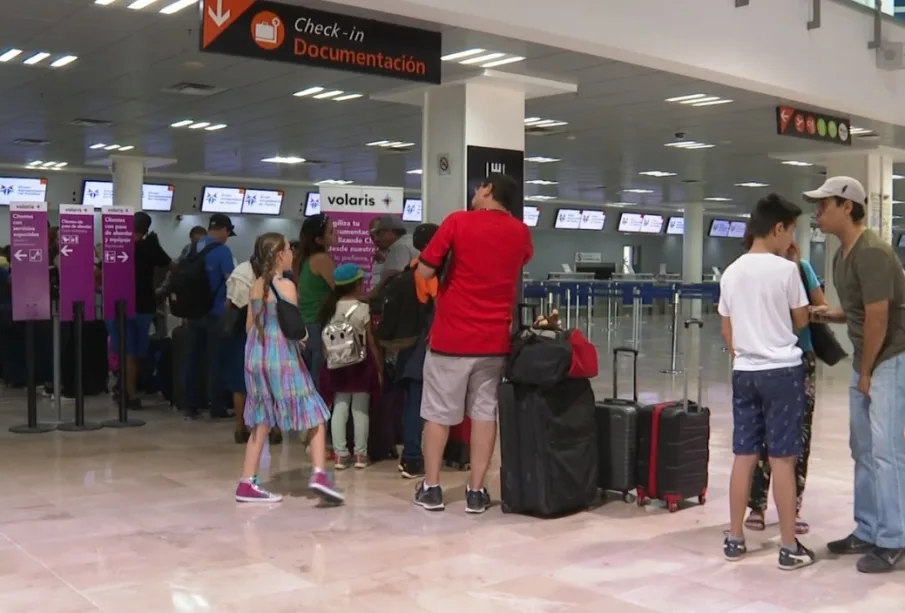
left=322, top=303, right=367, bottom=370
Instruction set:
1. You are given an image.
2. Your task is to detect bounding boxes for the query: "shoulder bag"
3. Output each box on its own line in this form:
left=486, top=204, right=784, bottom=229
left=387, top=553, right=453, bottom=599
left=270, top=280, right=308, bottom=342
left=799, top=263, right=847, bottom=366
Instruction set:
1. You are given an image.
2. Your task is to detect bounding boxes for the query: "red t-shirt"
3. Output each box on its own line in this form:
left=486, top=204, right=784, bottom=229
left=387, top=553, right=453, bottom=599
left=419, top=209, right=533, bottom=356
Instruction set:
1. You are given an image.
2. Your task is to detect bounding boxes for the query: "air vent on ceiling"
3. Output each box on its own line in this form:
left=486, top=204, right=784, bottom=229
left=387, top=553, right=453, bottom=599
left=681, top=179, right=701, bottom=184
left=163, top=82, right=226, bottom=96
left=525, top=125, right=568, bottom=137
left=12, top=138, right=51, bottom=146
left=71, top=118, right=114, bottom=127
left=379, top=146, right=413, bottom=154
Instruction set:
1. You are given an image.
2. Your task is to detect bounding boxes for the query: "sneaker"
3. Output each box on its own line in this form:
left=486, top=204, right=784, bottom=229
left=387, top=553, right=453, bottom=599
left=308, top=470, right=345, bottom=504
left=723, top=535, right=747, bottom=562
left=778, top=539, right=817, bottom=571
left=334, top=455, right=352, bottom=471
left=399, top=458, right=424, bottom=480
left=856, top=547, right=905, bottom=574
left=235, top=478, right=282, bottom=503
left=465, top=487, right=492, bottom=514
left=128, top=397, right=143, bottom=411
left=827, top=533, right=874, bottom=555
left=413, top=481, right=445, bottom=511
left=354, top=454, right=369, bottom=469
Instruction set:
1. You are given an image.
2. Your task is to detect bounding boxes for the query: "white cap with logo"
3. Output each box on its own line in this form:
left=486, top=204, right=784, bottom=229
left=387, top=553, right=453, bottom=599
left=802, top=176, right=867, bottom=205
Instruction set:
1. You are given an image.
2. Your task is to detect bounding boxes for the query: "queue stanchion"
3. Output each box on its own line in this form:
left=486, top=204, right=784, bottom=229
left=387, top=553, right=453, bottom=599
left=660, top=290, right=683, bottom=375
left=586, top=291, right=593, bottom=342
left=52, top=298, right=62, bottom=424
left=59, top=301, right=102, bottom=432
left=631, top=286, right=642, bottom=348
left=102, top=300, right=145, bottom=429
left=9, top=321, right=56, bottom=434
left=565, top=287, right=572, bottom=329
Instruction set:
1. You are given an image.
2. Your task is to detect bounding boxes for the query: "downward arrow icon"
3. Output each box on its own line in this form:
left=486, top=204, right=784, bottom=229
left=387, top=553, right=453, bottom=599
left=208, top=0, right=230, bottom=27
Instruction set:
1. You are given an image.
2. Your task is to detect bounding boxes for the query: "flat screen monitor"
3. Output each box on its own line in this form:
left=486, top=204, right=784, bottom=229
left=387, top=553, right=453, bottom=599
left=81, top=180, right=175, bottom=211
left=201, top=186, right=245, bottom=214
left=640, top=214, right=664, bottom=233
left=618, top=212, right=644, bottom=233
left=727, top=220, right=748, bottom=239
left=523, top=205, right=540, bottom=227
left=709, top=219, right=731, bottom=238
left=241, top=188, right=283, bottom=215
left=402, top=198, right=422, bottom=222
left=898, top=234, right=905, bottom=249
left=579, top=209, right=606, bottom=230
left=666, top=217, right=684, bottom=235
left=554, top=208, right=582, bottom=230
left=81, top=180, right=115, bottom=207
left=304, top=191, right=321, bottom=217
left=0, top=176, right=47, bottom=206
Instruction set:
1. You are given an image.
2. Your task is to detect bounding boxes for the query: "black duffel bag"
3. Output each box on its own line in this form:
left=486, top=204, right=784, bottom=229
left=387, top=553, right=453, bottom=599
left=506, top=329, right=573, bottom=388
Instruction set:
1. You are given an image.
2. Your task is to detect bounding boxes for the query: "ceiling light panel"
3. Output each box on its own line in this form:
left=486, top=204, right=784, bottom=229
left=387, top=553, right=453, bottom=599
left=782, top=160, right=813, bottom=167
left=0, top=49, right=23, bottom=62
left=849, top=126, right=874, bottom=136
left=525, top=179, right=558, bottom=185
left=170, top=119, right=227, bottom=130
left=406, top=169, right=423, bottom=175
left=317, top=179, right=353, bottom=185
left=638, top=171, right=676, bottom=177
left=525, top=156, right=561, bottom=163
left=524, top=117, right=568, bottom=128
left=664, top=141, right=714, bottom=150
left=367, top=140, right=416, bottom=149
left=525, top=195, right=557, bottom=201
left=705, top=197, right=732, bottom=202
left=623, top=189, right=654, bottom=194
left=735, top=182, right=770, bottom=188
left=666, top=93, right=733, bottom=107
left=262, top=156, right=306, bottom=164
left=294, top=86, right=362, bottom=101
left=26, top=160, right=67, bottom=169
left=442, top=48, right=526, bottom=69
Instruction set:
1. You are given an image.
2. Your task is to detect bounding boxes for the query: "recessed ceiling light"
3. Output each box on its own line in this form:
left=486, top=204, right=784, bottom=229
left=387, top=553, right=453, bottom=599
left=26, top=161, right=41, bottom=167
left=460, top=52, right=505, bottom=65
left=735, top=182, right=770, bottom=188
left=666, top=94, right=733, bottom=107
left=481, top=55, right=525, bottom=68
left=294, top=86, right=325, bottom=97
left=623, top=189, right=654, bottom=194
left=104, top=144, right=120, bottom=151
left=53, top=162, right=67, bottom=168
left=49, top=55, right=78, bottom=68
left=0, top=49, right=23, bottom=62
left=317, top=179, right=353, bottom=185
left=89, top=143, right=107, bottom=150
left=26, top=160, right=66, bottom=169
left=692, top=99, right=733, bottom=107
left=333, top=93, right=362, bottom=101
left=188, top=122, right=210, bottom=129
left=170, top=120, right=193, bottom=127
left=525, top=156, right=561, bottom=163
left=118, top=145, right=134, bottom=151
left=893, top=200, right=904, bottom=205
left=525, top=179, right=558, bottom=185
left=205, top=124, right=227, bottom=131
left=159, top=0, right=196, bottom=13
left=313, top=90, right=344, bottom=99
left=407, top=169, right=423, bottom=175
left=94, top=0, right=117, bottom=4
left=893, top=174, right=904, bottom=180
left=440, top=49, right=486, bottom=61
left=262, top=156, right=306, bottom=164
left=664, top=141, right=715, bottom=150
left=610, top=202, right=637, bottom=207
left=705, top=197, right=732, bottom=202
left=442, top=48, right=526, bottom=68
left=367, top=140, right=415, bottom=149
left=128, top=0, right=160, bottom=9
left=22, top=52, right=50, bottom=65
left=638, top=171, right=677, bottom=178
left=525, top=195, right=557, bottom=201
left=665, top=94, right=708, bottom=103
left=524, top=118, right=568, bottom=128
left=782, top=160, right=813, bottom=167
left=850, top=126, right=874, bottom=136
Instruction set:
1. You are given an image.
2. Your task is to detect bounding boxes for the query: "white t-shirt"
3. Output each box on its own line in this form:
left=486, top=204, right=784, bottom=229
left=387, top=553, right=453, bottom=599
left=328, top=298, right=370, bottom=339
left=717, top=253, right=808, bottom=371
left=226, top=261, right=256, bottom=309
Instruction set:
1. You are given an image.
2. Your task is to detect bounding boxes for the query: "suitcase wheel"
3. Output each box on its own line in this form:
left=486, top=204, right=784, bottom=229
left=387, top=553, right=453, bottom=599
left=668, top=501, right=679, bottom=513
left=623, top=492, right=635, bottom=504
left=501, top=502, right=512, bottom=514
left=636, top=496, right=648, bottom=507
left=698, top=494, right=707, bottom=505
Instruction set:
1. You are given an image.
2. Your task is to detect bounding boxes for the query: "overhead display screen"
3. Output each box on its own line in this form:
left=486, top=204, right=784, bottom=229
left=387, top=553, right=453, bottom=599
left=0, top=176, right=48, bottom=206
left=709, top=219, right=731, bottom=237
left=81, top=180, right=175, bottom=211
left=727, top=220, right=748, bottom=239
left=666, top=217, right=684, bottom=235
left=899, top=234, right=905, bottom=249
left=617, top=212, right=644, bottom=233
left=554, top=208, right=582, bottom=230
left=640, top=214, right=664, bottom=234
left=523, top=205, right=540, bottom=227
left=305, top=191, right=321, bottom=217
left=241, top=188, right=284, bottom=215
left=579, top=210, right=606, bottom=230
left=201, top=186, right=245, bottom=214
left=402, top=198, right=422, bottom=222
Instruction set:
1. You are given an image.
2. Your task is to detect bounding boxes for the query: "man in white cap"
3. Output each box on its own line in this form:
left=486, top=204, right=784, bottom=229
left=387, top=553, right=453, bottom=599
left=804, top=176, right=905, bottom=574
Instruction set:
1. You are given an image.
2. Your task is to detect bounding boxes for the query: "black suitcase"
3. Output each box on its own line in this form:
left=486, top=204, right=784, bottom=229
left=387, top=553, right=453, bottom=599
left=499, top=378, right=598, bottom=517
left=635, top=319, right=710, bottom=512
left=595, top=347, right=640, bottom=502
left=171, top=322, right=207, bottom=411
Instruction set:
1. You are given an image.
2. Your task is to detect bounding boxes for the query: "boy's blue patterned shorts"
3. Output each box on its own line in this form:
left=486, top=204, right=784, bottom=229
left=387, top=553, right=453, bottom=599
left=731, top=364, right=806, bottom=458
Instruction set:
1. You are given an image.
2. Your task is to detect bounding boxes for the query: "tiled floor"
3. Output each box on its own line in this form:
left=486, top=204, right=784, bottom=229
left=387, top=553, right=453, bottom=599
left=0, top=313, right=902, bottom=612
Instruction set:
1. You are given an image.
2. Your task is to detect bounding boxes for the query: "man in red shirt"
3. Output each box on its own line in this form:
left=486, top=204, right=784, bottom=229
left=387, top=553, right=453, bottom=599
left=413, top=173, right=534, bottom=514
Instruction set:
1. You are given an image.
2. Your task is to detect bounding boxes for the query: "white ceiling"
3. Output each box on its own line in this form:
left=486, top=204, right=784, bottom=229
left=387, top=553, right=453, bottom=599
left=2, top=0, right=905, bottom=215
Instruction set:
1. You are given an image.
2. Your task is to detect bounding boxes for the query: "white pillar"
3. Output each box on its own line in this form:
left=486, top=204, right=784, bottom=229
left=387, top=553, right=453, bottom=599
left=111, top=157, right=145, bottom=209
left=796, top=213, right=812, bottom=263
left=422, top=83, right=526, bottom=224
left=683, top=203, right=704, bottom=319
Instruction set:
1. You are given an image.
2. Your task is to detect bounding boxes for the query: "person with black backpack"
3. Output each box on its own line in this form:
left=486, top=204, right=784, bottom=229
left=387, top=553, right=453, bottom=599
left=168, top=213, right=236, bottom=419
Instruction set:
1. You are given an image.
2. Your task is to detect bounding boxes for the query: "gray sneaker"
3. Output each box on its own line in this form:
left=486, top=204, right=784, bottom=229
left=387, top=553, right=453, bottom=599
left=413, top=481, right=445, bottom=511
left=778, top=540, right=817, bottom=571
left=465, top=487, right=491, bottom=514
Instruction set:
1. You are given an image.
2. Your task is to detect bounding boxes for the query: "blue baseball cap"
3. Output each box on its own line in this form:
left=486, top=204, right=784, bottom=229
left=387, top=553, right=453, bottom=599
left=334, top=263, right=368, bottom=286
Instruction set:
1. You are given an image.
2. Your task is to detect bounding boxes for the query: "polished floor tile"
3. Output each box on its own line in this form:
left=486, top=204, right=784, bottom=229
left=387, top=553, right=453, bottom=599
left=0, top=313, right=900, bottom=612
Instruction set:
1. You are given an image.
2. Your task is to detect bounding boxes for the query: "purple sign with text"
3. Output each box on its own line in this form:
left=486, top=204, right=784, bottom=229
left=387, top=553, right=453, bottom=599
left=101, top=207, right=135, bottom=319
left=59, top=205, right=97, bottom=322
left=9, top=202, right=50, bottom=321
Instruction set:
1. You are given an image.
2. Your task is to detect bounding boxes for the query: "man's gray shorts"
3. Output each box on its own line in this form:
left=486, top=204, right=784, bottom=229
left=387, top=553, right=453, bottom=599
left=419, top=351, right=507, bottom=426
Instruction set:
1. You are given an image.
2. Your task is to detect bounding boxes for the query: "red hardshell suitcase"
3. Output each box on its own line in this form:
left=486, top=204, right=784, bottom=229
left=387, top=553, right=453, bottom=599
left=635, top=319, right=710, bottom=512
left=444, top=416, right=471, bottom=470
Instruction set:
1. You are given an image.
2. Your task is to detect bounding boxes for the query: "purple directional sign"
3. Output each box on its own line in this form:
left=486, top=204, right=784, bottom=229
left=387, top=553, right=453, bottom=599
left=9, top=202, right=50, bottom=321
left=101, top=207, right=135, bottom=319
left=59, top=205, right=97, bottom=322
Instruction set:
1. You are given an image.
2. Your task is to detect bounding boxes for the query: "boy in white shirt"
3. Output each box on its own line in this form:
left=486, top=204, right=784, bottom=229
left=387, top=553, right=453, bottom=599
left=718, top=194, right=816, bottom=570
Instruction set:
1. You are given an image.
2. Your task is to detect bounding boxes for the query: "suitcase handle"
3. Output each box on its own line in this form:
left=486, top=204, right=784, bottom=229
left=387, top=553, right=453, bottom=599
left=517, top=303, right=539, bottom=331
left=612, top=346, right=638, bottom=402
left=682, top=319, right=704, bottom=412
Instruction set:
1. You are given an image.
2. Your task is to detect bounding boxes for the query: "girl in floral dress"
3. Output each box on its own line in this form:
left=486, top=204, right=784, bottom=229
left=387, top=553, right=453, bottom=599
left=234, top=232, right=343, bottom=505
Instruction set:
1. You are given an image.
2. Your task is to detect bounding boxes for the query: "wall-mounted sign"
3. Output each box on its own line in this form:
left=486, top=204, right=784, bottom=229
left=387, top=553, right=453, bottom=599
left=201, top=0, right=441, bottom=84
left=465, top=145, right=525, bottom=220
left=776, top=106, right=851, bottom=146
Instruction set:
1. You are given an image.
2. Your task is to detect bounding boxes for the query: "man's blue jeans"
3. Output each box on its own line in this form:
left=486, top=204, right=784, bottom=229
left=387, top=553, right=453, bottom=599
left=184, top=315, right=226, bottom=416
left=850, top=352, right=905, bottom=549
left=402, top=379, right=424, bottom=462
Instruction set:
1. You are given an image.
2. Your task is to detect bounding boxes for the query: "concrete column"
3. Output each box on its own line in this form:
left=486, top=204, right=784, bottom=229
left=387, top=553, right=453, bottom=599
left=683, top=203, right=704, bottom=319
left=796, top=212, right=812, bottom=263
left=111, top=157, right=144, bottom=209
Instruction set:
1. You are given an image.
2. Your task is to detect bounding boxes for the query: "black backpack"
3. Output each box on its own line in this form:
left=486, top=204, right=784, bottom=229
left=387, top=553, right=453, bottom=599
left=168, top=243, right=222, bottom=319
left=375, top=266, right=428, bottom=351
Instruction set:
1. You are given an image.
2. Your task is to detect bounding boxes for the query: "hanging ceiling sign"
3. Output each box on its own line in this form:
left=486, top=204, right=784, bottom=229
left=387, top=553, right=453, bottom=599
left=201, top=0, right=442, bottom=84
left=776, top=106, right=851, bottom=146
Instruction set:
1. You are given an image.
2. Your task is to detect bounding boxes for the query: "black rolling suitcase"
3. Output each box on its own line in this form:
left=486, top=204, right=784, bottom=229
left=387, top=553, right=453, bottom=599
left=499, top=378, right=598, bottom=517
left=170, top=321, right=208, bottom=411
left=635, top=319, right=710, bottom=512
left=595, top=347, right=640, bottom=502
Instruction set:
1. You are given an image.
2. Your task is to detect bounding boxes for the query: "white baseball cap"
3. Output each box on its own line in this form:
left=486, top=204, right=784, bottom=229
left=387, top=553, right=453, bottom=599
left=802, top=176, right=867, bottom=205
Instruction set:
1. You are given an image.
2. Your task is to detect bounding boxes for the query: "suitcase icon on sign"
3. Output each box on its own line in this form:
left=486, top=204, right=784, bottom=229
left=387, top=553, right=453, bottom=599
left=254, top=18, right=280, bottom=45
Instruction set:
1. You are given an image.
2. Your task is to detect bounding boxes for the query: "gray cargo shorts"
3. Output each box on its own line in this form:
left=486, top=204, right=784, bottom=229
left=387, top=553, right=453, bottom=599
left=419, top=350, right=507, bottom=426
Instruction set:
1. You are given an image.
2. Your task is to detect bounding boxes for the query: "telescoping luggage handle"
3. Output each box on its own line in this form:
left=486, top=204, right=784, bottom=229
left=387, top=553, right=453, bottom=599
left=682, top=319, right=705, bottom=413
left=612, top=346, right=639, bottom=402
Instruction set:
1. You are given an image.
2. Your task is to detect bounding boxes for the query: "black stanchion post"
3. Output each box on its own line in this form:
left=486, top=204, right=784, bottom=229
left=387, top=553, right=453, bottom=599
left=102, top=300, right=145, bottom=429
left=9, top=320, right=56, bottom=434
left=59, top=301, right=102, bottom=432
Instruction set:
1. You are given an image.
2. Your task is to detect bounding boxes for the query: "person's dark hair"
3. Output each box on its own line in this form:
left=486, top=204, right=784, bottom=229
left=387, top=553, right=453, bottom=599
left=413, top=223, right=439, bottom=251
left=744, top=193, right=802, bottom=248
left=189, top=225, right=207, bottom=239
left=834, top=196, right=866, bottom=222
left=292, top=214, right=330, bottom=279
left=317, top=281, right=360, bottom=327
left=482, top=172, right=519, bottom=212
left=1, top=245, right=10, bottom=258
left=135, top=212, right=152, bottom=235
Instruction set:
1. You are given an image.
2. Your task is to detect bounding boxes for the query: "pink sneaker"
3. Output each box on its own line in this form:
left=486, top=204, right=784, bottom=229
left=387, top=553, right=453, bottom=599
left=354, top=454, right=369, bottom=469
left=308, top=470, right=345, bottom=504
left=235, top=479, right=282, bottom=503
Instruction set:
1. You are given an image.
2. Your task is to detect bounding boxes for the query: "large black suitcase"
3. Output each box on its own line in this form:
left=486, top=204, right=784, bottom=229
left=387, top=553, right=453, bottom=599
left=635, top=319, right=710, bottom=512
left=595, top=347, right=640, bottom=502
left=499, top=378, right=598, bottom=517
